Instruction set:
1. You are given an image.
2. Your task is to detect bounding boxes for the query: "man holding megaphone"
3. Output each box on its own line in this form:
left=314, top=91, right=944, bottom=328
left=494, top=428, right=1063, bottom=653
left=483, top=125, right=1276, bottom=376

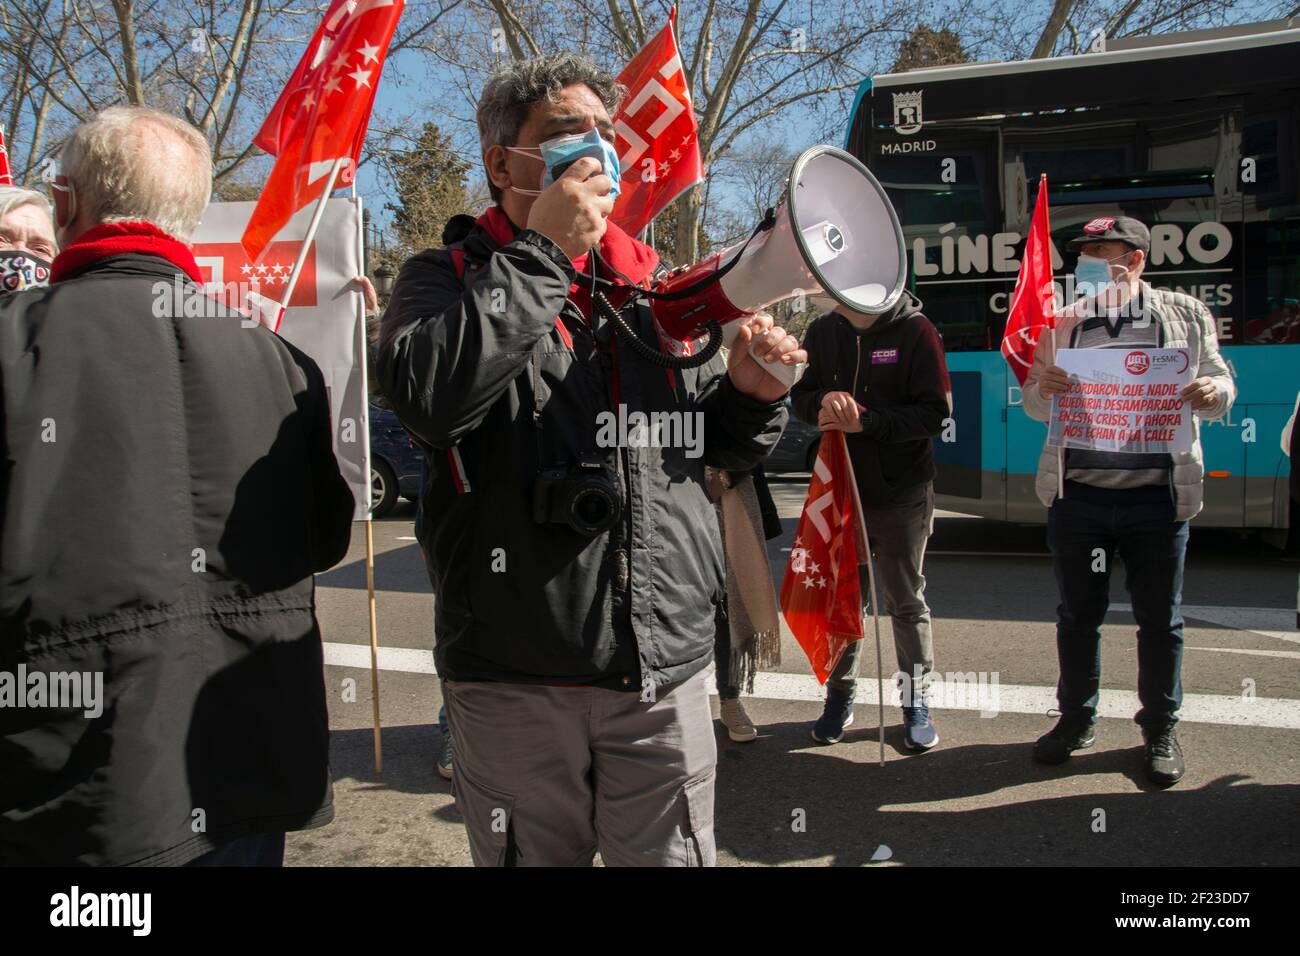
left=378, top=53, right=804, bottom=867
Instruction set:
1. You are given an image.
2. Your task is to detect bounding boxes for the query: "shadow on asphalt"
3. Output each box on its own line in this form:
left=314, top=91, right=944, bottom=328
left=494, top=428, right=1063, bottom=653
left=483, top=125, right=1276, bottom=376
left=711, top=718, right=1299, bottom=866
left=318, top=541, right=429, bottom=593
left=325, top=720, right=1298, bottom=866
left=329, top=722, right=465, bottom=821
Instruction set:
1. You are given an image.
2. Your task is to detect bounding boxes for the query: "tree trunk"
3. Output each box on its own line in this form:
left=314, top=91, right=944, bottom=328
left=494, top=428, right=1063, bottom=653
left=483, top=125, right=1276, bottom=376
left=1032, top=0, right=1076, bottom=58
left=673, top=186, right=703, bottom=266
left=111, top=0, right=146, bottom=104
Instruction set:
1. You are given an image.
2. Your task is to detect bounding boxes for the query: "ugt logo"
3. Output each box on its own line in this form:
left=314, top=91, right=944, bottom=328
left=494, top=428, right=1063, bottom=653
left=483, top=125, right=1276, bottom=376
left=892, top=90, right=923, bottom=136
left=1124, top=351, right=1151, bottom=375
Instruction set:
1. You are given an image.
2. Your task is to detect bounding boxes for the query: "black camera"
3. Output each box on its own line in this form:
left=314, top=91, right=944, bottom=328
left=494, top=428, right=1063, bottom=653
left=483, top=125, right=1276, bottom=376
left=533, top=454, right=622, bottom=536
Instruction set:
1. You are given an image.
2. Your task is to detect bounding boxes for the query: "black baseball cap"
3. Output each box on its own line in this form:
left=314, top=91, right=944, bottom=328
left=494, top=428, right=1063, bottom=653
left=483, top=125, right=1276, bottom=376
left=1067, top=216, right=1150, bottom=255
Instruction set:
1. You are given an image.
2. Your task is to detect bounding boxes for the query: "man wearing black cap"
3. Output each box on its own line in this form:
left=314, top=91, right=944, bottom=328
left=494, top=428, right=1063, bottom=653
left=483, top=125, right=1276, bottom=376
left=1021, top=215, right=1235, bottom=786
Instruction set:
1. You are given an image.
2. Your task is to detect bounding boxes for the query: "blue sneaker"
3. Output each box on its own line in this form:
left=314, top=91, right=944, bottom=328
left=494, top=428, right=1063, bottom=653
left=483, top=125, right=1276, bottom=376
left=902, top=704, right=939, bottom=750
left=811, top=692, right=854, bottom=744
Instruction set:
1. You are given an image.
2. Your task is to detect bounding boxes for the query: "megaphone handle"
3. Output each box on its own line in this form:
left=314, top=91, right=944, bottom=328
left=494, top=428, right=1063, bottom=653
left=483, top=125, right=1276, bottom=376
left=721, top=319, right=805, bottom=389
left=746, top=342, right=805, bottom=389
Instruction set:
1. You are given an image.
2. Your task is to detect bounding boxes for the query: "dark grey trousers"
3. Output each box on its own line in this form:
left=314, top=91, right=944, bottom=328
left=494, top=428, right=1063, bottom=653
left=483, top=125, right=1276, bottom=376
left=828, top=484, right=936, bottom=702
left=442, top=668, right=716, bottom=867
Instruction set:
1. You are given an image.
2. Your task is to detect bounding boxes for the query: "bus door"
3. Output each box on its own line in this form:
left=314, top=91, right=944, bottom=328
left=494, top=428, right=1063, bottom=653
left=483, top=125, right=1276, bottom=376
left=869, top=128, right=1009, bottom=520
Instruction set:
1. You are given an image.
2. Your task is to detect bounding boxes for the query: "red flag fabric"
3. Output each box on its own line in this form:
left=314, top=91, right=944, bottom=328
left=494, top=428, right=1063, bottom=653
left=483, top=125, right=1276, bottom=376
left=242, top=0, right=404, bottom=260
left=0, top=127, right=14, bottom=186
left=781, top=431, right=866, bottom=685
left=1001, top=174, right=1057, bottom=385
left=610, top=8, right=704, bottom=237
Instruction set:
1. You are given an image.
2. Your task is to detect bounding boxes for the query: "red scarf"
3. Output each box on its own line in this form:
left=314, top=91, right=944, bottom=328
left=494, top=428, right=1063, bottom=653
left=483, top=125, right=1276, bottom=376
left=476, top=205, right=659, bottom=320
left=51, top=220, right=204, bottom=286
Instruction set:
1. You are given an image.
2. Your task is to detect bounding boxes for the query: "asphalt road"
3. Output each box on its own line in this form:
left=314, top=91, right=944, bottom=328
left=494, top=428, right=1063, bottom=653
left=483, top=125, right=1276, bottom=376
left=294, top=477, right=1300, bottom=867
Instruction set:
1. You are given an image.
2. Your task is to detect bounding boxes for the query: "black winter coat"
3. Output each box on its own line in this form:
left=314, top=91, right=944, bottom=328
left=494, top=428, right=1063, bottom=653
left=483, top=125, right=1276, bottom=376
left=0, top=253, right=355, bottom=865
left=791, top=294, right=951, bottom=507
left=377, top=219, right=787, bottom=693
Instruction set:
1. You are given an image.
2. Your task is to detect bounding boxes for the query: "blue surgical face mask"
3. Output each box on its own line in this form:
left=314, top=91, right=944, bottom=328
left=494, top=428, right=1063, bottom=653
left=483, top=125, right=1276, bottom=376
left=507, top=127, right=622, bottom=199
left=1073, top=252, right=1130, bottom=298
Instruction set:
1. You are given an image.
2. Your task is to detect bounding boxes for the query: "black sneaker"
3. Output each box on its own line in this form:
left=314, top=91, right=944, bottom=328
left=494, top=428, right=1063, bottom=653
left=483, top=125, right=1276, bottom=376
left=811, top=691, right=854, bottom=744
left=1032, top=715, right=1096, bottom=764
left=1142, top=724, right=1184, bottom=786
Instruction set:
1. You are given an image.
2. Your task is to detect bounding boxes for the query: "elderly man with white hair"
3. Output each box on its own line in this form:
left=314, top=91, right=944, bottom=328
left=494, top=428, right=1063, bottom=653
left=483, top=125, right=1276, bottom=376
left=0, top=105, right=355, bottom=866
left=0, top=186, right=56, bottom=290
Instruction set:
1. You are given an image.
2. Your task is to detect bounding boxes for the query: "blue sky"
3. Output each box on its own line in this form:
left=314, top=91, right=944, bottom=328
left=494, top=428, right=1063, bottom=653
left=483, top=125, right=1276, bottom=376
left=343, top=0, right=1291, bottom=244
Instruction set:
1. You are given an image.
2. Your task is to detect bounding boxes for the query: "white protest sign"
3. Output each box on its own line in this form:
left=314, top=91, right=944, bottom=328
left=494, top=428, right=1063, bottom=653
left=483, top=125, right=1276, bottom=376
left=1048, top=347, right=1195, bottom=454
left=191, top=198, right=371, bottom=520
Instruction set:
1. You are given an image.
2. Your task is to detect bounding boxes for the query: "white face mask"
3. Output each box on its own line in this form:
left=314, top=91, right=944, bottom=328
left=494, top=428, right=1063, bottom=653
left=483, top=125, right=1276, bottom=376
left=46, top=160, right=78, bottom=247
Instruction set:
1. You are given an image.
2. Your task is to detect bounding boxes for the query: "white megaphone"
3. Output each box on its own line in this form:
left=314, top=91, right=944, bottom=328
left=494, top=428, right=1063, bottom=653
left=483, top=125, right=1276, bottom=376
left=601, top=145, right=907, bottom=388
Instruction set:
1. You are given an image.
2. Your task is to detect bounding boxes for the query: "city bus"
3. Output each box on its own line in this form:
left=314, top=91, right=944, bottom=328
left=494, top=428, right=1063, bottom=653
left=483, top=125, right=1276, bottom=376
left=844, top=20, right=1299, bottom=536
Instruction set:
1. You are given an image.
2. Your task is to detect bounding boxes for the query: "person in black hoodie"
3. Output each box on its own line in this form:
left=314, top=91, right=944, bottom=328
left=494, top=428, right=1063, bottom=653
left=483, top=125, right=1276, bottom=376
left=791, top=291, right=951, bottom=750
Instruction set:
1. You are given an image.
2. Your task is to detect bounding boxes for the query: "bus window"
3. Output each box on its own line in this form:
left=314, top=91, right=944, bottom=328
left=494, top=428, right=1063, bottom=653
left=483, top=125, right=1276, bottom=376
left=871, top=140, right=1002, bottom=353
left=1243, top=217, right=1300, bottom=345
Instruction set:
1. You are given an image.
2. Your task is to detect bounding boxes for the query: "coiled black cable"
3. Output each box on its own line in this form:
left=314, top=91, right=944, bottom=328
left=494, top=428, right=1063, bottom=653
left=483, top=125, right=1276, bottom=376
left=592, top=289, right=723, bottom=369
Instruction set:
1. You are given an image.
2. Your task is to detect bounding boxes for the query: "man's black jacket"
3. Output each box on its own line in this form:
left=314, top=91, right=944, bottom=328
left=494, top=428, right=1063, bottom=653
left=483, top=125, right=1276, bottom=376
left=377, top=216, right=786, bottom=693
left=791, top=293, right=950, bottom=507
left=0, top=254, right=355, bottom=865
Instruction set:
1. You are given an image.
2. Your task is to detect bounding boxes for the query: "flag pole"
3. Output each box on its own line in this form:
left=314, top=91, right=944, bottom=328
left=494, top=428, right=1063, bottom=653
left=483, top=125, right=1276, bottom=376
left=839, top=430, right=886, bottom=767
left=1041, top=174, right=1065, bottom=502
left=365, top=519, right=383, bottom=774
left=352, top=183, right=384, bottom=776
left=275, top=156, right=347, bottom=331
left=1053, top=321, right=1064, bottom=501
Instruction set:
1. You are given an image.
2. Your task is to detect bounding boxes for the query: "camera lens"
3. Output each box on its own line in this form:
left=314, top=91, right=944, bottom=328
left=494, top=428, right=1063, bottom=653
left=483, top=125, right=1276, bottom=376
left=568, top=485, right=618, bottom=536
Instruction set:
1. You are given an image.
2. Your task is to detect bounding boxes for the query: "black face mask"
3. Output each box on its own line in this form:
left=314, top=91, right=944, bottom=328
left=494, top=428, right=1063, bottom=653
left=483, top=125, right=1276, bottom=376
left=0, top=251, right=52, bottom=291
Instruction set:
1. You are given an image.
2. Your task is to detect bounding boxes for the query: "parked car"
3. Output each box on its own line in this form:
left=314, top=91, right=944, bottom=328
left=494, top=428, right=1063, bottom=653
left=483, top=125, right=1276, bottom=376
left=369, top=402, right=424, bottom=518
left=764, top=396, right=821, bottom=474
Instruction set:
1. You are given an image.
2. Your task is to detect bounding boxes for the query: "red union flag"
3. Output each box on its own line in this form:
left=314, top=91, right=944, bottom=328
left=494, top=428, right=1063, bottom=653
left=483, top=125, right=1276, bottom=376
left=1002, top=174, right=1058, bottom=385
left=611, top=8, right=704, bottom=237
left=191, top=240, right=318, bottom=311
left=0, top=126, right=14, bottom=186
left=781, top=431, right=866, bottom=684
left=242, top=0, right=404, bottom=261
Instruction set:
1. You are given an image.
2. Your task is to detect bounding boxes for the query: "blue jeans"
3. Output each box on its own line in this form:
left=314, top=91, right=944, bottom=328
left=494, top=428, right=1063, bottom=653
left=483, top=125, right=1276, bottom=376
left=185, top=832, right=286, bottom=867
left=1047, top=490, right=1188, bottom=729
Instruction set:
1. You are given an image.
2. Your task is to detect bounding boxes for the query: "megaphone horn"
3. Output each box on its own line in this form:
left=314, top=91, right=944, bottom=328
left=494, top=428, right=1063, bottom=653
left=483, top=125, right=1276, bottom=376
left=599, top=145, right=908, bottom=388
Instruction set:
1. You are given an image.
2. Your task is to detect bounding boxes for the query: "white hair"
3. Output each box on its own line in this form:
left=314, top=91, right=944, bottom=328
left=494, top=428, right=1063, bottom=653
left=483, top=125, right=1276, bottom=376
left=59, top=106, right=212, bottom=240
left=0, top=185, right=54, bottom=227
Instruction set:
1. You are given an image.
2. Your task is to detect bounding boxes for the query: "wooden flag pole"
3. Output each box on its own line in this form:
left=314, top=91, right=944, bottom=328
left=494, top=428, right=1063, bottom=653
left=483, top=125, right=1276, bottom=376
left=839, top=431, right=886, bottom=767
left=365, top=518, right=383, bottom=774
left=350, top=183, right=383, bottom=775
